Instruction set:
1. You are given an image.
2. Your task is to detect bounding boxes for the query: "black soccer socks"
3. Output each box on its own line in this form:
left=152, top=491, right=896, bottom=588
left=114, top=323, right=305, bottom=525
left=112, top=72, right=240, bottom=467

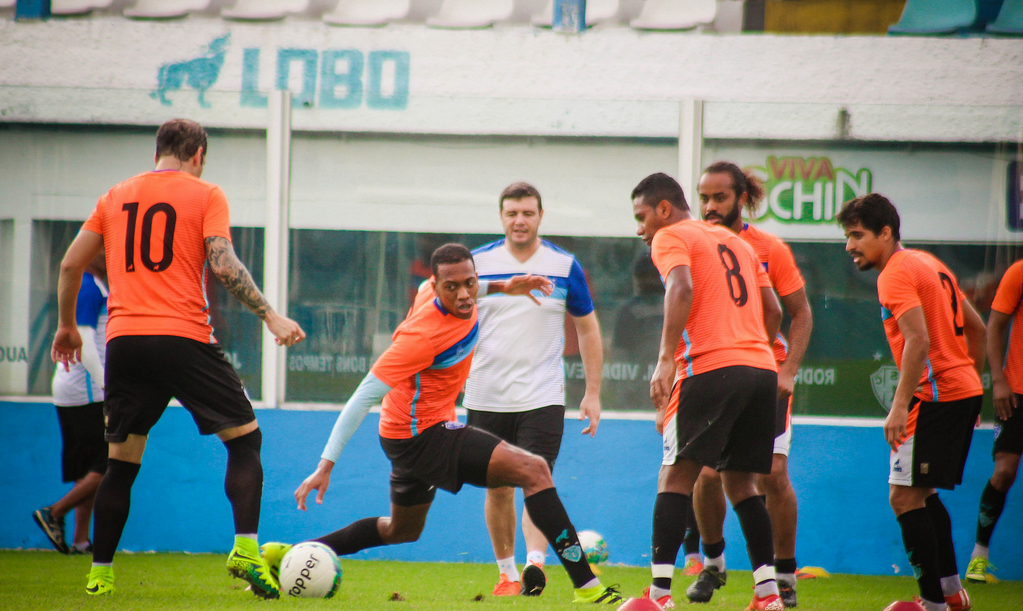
left=224, top=428, right=264, bottom=535
left=897, top=507, right=945, bottom=605
left=523, top=487, right=596, bottom=589
left=316, top=517, right=385, bottom=555
left=975, top=480, right=1007, bottom=547
left=925, top=494, right=959, bottom=580
left=91, top=459, right=141, bottom=564
left=683, top=501, right=702, bottom=556
left=734, top=495, right=774, bottom=570
left=652, top=492, right=690, bottom=590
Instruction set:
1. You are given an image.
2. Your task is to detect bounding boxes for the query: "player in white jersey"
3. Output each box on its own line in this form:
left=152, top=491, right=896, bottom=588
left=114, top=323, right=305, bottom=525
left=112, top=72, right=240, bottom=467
left=34, top=254, right=109, bottom=555
left=464, top=182, right=604, bottom=597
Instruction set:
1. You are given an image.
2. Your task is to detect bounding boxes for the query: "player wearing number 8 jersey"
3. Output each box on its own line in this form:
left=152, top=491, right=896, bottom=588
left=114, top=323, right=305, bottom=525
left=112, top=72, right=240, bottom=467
left=630, top=173, right=786, bottom=611
left=51, top=119, right=305, bottom=599
left=839, top=193, right=984, bottom=611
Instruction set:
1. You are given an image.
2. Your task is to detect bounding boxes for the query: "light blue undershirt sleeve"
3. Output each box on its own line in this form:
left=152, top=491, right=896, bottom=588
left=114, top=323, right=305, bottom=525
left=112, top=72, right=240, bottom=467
left=478, top=279, right=490, bottom=296
left=321, top=372, right=393, bottom=463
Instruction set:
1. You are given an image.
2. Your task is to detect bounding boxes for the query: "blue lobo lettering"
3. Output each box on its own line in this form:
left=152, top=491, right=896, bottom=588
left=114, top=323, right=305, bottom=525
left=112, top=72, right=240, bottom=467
left=242, top=48, right=410, bottom=110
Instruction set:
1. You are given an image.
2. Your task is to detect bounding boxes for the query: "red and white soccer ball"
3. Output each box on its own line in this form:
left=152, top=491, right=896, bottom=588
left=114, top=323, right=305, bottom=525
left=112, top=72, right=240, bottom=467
left=279, top=541, right=343, bottom=598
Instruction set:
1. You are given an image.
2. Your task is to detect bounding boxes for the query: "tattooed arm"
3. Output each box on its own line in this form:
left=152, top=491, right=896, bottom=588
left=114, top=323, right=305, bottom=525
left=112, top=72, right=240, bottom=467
left=205, top=236, right=306, bottom=347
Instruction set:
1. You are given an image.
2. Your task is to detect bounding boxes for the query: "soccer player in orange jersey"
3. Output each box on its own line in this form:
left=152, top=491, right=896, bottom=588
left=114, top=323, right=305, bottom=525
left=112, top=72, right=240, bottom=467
left=290, top=244, right=624, bottom=605
left=685, top=162, right=813, bottom=607
left=51, top=119, right=305, bottom=598
left=630, top=173, right=786, bottom=611
left=965, top=258, right=1023, bottom=583
left=838, top=194, right=985, bottom=611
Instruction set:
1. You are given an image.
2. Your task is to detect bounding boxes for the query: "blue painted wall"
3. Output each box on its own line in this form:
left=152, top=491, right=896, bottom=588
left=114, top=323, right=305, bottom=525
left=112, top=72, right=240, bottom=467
left=3, top=401, right=1020, bottom=579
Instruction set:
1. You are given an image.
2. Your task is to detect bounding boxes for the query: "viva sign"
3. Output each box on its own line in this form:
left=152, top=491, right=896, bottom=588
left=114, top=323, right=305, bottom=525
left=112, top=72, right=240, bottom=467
left=752, top=156, right=872, bottom=224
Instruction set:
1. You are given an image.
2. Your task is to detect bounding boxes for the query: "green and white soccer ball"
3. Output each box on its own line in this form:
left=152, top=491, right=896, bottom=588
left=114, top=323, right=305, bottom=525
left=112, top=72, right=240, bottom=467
left=577, top=530, right=609, bottom=564
left=279, top=541, right=343, bottom=598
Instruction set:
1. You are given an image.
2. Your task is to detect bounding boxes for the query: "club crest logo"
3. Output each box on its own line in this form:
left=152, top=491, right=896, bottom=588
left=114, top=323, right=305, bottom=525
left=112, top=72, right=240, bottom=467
left=870, top=365, right=900, bottom=412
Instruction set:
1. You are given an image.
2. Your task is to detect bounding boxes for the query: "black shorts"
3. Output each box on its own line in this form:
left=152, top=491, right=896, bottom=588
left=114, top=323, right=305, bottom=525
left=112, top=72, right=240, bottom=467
left=889, top=395, right=981, bottom=490
left=379, top=422, right=502, bottom=507
left=104, top=335, right=255, bottom=443
left=666, top=365, right=777, bottom=474
left=993, top=394, right=1023, bottom=457
left=775, top=394, right=792, bottom=437
left=55, top=402, right=108, bottom=482
left=465, top=405, right=565, bottom=471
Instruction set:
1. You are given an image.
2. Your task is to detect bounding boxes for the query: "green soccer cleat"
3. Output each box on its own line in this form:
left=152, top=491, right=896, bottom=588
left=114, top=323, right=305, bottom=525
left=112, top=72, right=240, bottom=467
left=259, top=541, right=293, bottom=584
left=965, top=556, right=995, bottom=584
left=573, top=584, right=625, bottom=604
left=85, top=565, right=115, bottom=596
left=227, top=539, right=280, bottom=599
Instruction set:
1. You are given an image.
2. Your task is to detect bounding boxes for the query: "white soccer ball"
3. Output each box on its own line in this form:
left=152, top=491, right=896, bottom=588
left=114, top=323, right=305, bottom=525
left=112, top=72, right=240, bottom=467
left=279, top=541, right=343, bottom=598
left=577, top=530, right=609, bottom=564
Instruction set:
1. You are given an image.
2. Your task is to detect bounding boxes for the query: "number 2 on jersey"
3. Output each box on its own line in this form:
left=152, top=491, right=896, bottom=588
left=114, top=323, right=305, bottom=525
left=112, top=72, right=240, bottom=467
left=717, top=244, right=749, bottom=307
left=122, top=202, right=177, bottom=272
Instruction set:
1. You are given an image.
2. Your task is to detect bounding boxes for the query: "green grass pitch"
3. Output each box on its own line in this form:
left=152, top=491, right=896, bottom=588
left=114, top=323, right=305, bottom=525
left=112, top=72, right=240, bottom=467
left=1, top=551, right=1020, bottom=610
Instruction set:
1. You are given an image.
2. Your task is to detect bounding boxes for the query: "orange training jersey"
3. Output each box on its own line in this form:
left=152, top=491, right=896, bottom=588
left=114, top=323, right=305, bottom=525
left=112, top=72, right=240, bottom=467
left=650, top=219, right=776, bottom=393
left=877, top=249, right=982, bottom=402
left=82, top=170, right=232, bottom=344
left=991, top=259, right=1023, bottom=394
left=373, top=282, right=480, bottom=440
left=739, top=223, right=806, bottom=364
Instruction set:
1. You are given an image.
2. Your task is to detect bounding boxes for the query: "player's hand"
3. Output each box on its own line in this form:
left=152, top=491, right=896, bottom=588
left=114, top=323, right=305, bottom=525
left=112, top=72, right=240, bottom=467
left=650, top=356, right=675, bottom=412
left=777, top=369, right=795, bottom=401
left=501, top=274, right=554, bottom=306
left=992, top=378, right=1017, bottom=421
left=655, top=406, right=665, bottom=435
left=266, top=311, right=307, bottom=348
left=51, top=325, right=83, bottom=372
left=295, top=459, right=334, bottom=511
left=883, top=403, right=909, bottom=452
left=579, top=392, right=601, bottom=437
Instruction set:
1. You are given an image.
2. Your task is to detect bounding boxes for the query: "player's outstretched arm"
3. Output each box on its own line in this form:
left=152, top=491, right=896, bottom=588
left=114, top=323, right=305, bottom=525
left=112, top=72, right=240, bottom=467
left=487, top=274, right=554, bottom=305
left=297, top=372, right=393, bottom=510
left=52, top=229, right=104, bottom=371
left=986, top=310, right=1015, bottom=420
left=204, top=236, right=306, bottom=347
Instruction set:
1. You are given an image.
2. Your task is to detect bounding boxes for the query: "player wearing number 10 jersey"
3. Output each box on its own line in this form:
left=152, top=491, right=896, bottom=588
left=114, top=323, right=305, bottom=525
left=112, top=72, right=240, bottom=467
left=630, top=173, right=786, bottom=611
left=839, top=193, right=985, bottom=611
left=51, top=119, right=305, bottom=599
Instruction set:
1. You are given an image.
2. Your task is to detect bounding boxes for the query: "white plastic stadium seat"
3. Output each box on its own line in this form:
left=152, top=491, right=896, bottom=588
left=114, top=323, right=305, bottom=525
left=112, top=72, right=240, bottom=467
left=323, top=0, right=410, bottom=26
left=426, top=0, right=514, bottom=28
left=51, top=0, right=114, bottom=15
left=221, top=0, right=309, bottom=21
left=531, top=0, right=620, bottom=27
left=630, top=0, right=716, bottom=30
left=123, top=0, right=210, bottom=18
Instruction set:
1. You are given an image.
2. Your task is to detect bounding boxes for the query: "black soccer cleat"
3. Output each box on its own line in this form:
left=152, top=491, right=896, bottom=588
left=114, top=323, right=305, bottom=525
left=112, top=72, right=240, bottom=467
left=686, top=566, right=726, bottom=603
left=778, top=580, right=797, bottom=607
left=520, top=564, right=546, bottom=596
left=33, top=507, right=69, bottom=554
